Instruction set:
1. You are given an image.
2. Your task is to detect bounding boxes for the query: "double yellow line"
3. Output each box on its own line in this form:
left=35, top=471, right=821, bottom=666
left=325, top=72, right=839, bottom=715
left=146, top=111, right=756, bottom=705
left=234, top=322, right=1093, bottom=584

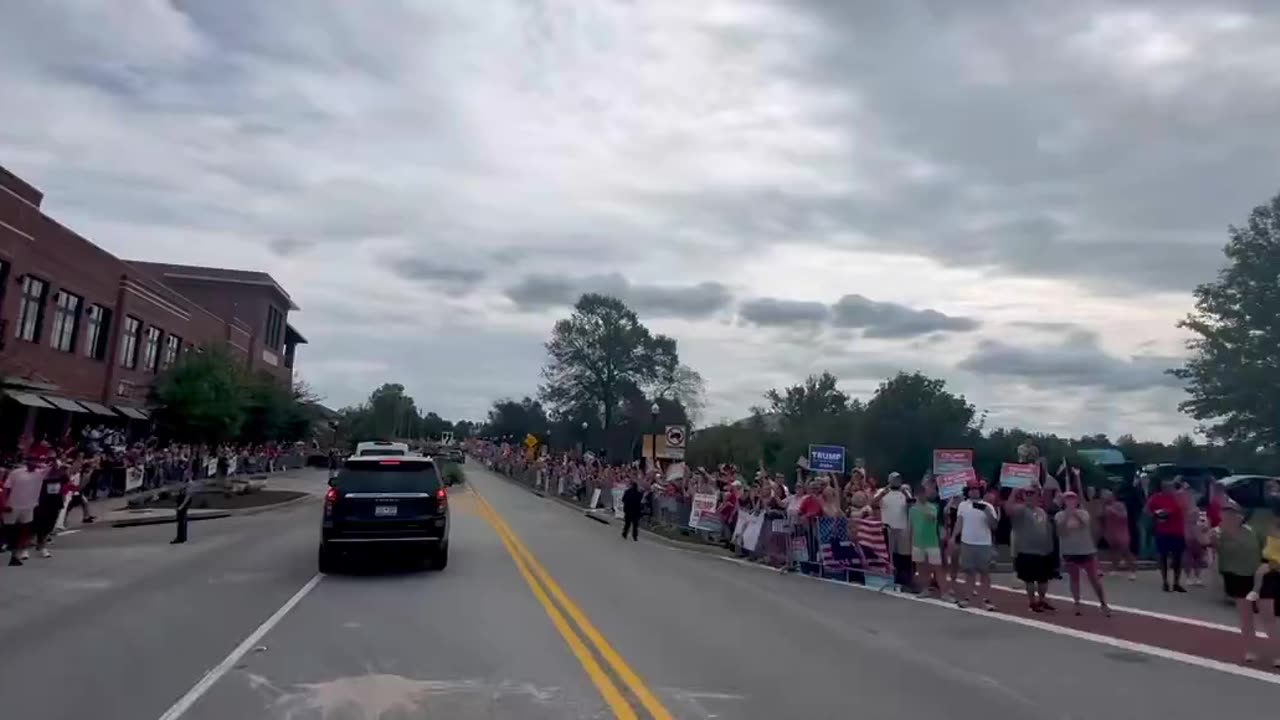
left=471, top=489, right=674, bottom=720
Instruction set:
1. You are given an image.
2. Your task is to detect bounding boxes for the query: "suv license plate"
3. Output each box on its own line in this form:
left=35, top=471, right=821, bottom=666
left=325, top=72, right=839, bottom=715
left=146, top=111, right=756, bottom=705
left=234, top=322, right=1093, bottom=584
left=374, top=505, right=398, bottom=517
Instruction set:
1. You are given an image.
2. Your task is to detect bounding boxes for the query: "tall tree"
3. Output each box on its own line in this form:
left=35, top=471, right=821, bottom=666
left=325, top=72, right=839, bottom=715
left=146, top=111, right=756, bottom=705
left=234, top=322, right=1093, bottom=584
left=1172, top=190, right=1280, bottom=450
left=764, top=372, right=850, bottom=422
left=860, top=372, right=976, bottom=481
left=150, top=345, right=248, bottom=444
left=484, top=397, right=549, bottom=441
left=651, top=364, right=707, bottom=426
left=539, top=294, right=679, bottom=432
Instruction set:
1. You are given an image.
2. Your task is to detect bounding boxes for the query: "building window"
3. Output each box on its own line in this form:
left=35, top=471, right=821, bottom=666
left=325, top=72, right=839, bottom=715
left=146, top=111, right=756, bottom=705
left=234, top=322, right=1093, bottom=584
left=119, top=316, right=141, bottom=369
left=143, top=325, right=163, bottom=372
left=162, top=334, right=182, bottom=369
left=83, top=304, right=111, bottom=361
left=15, top=275, right=47, bottom=342
left=265, top=306, right=284, bottom=351
left=49, top=290, right=82, bottom=352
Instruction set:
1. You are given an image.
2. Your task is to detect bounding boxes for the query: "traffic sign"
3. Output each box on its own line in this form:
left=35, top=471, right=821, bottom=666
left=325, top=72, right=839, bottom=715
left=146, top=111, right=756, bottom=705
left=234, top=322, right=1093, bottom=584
left=665, top=425, right=686, bottom=449
left=524, top=434, right=538, bottom=449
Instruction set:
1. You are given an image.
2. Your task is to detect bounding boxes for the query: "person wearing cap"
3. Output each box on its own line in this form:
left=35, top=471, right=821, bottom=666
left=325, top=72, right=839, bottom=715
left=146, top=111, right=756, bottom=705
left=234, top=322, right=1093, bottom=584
left=1007, top=486, right=1058, bottom=612
left=952, top=479, right=998, bottom=610
left=1056, top=490, right=1110, bottom=616
left=875, top=472, right=914, bottom=592
left=1213, top=501, right=1265, bottom=662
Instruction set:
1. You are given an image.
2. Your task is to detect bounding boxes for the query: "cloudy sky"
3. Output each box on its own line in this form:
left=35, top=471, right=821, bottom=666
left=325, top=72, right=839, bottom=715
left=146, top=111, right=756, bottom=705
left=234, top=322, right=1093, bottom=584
left=4, top=0, right=1278, bottom=440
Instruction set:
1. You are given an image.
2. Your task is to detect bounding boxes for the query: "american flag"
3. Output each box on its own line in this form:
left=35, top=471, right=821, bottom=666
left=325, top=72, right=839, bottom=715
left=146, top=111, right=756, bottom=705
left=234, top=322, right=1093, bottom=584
left=852, top=516, right=889, bottom=574
left=815, top=517, right=859, bottom=568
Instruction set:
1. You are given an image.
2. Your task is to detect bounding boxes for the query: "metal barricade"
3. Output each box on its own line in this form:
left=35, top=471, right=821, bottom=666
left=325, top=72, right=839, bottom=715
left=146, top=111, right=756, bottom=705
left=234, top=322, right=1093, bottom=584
left=779, top=515, right=895, bottom=589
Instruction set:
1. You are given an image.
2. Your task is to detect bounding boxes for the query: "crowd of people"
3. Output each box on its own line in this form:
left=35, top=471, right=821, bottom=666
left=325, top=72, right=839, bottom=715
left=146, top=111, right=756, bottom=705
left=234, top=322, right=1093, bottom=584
left=469, top=438, right=1280, bottom=666
left=0, top=427, right=303, bottom=567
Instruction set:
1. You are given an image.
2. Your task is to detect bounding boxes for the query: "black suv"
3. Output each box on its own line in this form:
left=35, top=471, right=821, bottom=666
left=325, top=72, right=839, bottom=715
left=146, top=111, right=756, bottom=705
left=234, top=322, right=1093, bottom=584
left=320, top=455, right=450, bottom=572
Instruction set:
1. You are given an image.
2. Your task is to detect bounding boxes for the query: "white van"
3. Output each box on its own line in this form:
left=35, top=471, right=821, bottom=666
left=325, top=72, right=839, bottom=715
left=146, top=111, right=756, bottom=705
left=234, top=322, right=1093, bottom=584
left=355, top=440, right=410, bottom=457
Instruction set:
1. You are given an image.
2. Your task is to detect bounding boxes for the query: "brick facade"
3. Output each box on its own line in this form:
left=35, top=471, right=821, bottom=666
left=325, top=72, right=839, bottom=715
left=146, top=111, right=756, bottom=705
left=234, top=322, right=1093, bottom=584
left=0, top=164, right=304, bottom=446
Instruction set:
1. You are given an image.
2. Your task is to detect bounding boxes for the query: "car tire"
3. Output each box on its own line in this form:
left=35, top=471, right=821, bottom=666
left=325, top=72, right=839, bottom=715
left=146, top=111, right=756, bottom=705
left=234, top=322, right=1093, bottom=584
left=318, top=543, right=338, bottom=574
left=430, top=542, right=449, bottom=570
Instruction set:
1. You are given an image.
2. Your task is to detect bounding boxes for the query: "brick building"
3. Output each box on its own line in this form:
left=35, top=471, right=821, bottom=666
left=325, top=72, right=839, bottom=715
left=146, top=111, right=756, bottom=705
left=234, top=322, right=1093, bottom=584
left=0, top=164, right=306, bottom=449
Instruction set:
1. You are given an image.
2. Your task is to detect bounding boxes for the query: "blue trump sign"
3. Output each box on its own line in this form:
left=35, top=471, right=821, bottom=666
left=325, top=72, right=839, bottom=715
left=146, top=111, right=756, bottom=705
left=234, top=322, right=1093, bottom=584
left=808, top=444, right=846, bottom=473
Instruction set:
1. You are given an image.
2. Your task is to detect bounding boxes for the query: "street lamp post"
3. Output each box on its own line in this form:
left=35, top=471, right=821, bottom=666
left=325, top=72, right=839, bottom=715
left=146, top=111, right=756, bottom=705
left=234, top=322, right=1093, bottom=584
left=649, top=401, right=660, bottom=470
left=579, top=421, right=588, bottom=456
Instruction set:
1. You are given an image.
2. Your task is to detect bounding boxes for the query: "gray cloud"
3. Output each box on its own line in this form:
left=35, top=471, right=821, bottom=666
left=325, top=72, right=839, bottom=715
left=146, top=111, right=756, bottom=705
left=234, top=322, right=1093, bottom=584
left=957, top=331, right=1182, bottom=392
left=738, top=298, right=830, bottom=327
left=1008, top=320, right=1082, bottom=333
left=738, top=293, right=979, bottom=338
left=505, top=273, right=732, bottom=319
left=631, top=2, right=1280, bottom=296
left=831, top=294, right=980, bottom=338
left=383, top=255, right=487, bottom=293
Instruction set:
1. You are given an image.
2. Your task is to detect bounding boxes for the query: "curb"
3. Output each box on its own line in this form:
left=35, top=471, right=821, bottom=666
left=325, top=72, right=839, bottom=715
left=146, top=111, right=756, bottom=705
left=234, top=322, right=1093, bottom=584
left=222, top=492, right=316, bottom=517
left=110, top=511, right=233, bottom=528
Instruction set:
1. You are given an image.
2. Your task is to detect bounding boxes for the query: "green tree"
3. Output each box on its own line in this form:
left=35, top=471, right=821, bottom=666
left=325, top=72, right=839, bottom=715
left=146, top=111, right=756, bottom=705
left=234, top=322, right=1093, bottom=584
left=860, top=372, right=976, bottom=482
left=1171, top=190, right=1280, bottom=450
left=483, top=397, right=549, bottom=442
left=539, top=294, right=681, bottom=433
left=241, top=376, right=318, bottom=444
left=764, top=372, right=850, bottom=422
left=651, top=364, right=707, bottom=425
left=151, top=345, right=248, bottom=444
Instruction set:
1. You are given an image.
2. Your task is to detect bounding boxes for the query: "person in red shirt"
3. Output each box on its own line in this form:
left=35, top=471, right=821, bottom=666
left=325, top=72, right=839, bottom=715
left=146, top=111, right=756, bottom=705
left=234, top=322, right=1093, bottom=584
left=1146, top=476, right=1187, bottom=592
left=797, top=482, right=824, bottom=519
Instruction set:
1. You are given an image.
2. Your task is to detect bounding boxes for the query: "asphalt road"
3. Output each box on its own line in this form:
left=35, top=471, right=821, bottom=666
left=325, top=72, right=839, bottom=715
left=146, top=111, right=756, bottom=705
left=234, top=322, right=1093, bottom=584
left=3, top=465, right=1278, bottom=719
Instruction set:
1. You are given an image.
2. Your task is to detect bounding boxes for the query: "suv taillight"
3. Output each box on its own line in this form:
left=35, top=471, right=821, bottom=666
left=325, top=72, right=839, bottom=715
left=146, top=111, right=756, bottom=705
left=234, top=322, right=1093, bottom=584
left=324, top=487, right=338, bottom=517
left=436, top=486, right=447, bottom=509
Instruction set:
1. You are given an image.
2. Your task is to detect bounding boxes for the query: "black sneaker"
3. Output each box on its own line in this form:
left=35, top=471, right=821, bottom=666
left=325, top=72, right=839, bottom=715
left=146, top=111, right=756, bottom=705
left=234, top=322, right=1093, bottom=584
left=8, top=556, right=22, bottom=567
left=1173, top=584, right=1187, bottom=593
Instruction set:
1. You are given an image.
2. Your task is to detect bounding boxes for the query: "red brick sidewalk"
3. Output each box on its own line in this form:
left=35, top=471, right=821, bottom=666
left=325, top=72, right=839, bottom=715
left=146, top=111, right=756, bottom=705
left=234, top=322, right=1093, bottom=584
left=952, top=577, right=1279, bottom=672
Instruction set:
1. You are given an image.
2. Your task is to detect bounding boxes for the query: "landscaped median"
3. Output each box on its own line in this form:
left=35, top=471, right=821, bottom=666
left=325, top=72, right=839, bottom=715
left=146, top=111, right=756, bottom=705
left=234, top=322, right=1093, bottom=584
left=99, top=475, right=314, bottom=528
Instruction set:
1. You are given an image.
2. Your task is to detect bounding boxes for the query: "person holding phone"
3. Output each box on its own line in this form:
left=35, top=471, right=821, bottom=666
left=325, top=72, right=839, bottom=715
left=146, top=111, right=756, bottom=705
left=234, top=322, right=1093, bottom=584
left=953, top=480, right=998, bottom=611
left=1146, top=476, right=1188, bottom=592
left=1007, top=486, right=1057, bottom=612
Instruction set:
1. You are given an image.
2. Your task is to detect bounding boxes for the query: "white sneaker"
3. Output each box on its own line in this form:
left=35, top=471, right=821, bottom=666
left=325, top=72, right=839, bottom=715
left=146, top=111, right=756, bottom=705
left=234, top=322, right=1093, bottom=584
left=18, top=549, right=30, bottom=560
left=39, top=548, right=52, bottom=559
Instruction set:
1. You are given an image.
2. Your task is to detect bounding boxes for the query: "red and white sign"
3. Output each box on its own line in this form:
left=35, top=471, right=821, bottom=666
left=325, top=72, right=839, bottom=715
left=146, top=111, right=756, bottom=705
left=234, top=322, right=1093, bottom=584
left=999, top=462, right=1039, bottom=489
left=937, top=467, right=976, bottom=500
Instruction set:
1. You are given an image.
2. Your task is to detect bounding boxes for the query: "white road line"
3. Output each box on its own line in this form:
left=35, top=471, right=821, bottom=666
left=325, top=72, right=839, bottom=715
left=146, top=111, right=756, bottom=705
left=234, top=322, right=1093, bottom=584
left=715, top=556, right=1280, bottom=686
left=156, top=574, right=323, bottom=720
left=58, top=529, right=80, bottom=536
left=982, top=580, right=1246, bottom=635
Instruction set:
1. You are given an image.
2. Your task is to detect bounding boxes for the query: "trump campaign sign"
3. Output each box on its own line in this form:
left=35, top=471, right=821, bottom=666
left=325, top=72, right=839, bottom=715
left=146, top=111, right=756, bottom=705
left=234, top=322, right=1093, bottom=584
left=808, top=444, right=847, bottom=474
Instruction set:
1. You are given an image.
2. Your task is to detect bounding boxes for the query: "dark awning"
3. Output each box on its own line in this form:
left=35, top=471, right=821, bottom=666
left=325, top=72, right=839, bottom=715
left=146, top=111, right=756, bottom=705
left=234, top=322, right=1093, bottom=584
left=114, top=406, right=150, bottom=421
left=42, top=395, right=90, bottom=413
left=4, top=391, right=54, bottom=409
left=77, top=400, right=116, bottom=416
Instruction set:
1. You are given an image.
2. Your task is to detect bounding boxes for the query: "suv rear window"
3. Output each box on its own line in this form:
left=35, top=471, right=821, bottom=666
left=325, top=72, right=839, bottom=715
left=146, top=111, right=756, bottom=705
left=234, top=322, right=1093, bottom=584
left=358, top=448, right=405, bottom=456
left=336, top=461, right=441, bottom=492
